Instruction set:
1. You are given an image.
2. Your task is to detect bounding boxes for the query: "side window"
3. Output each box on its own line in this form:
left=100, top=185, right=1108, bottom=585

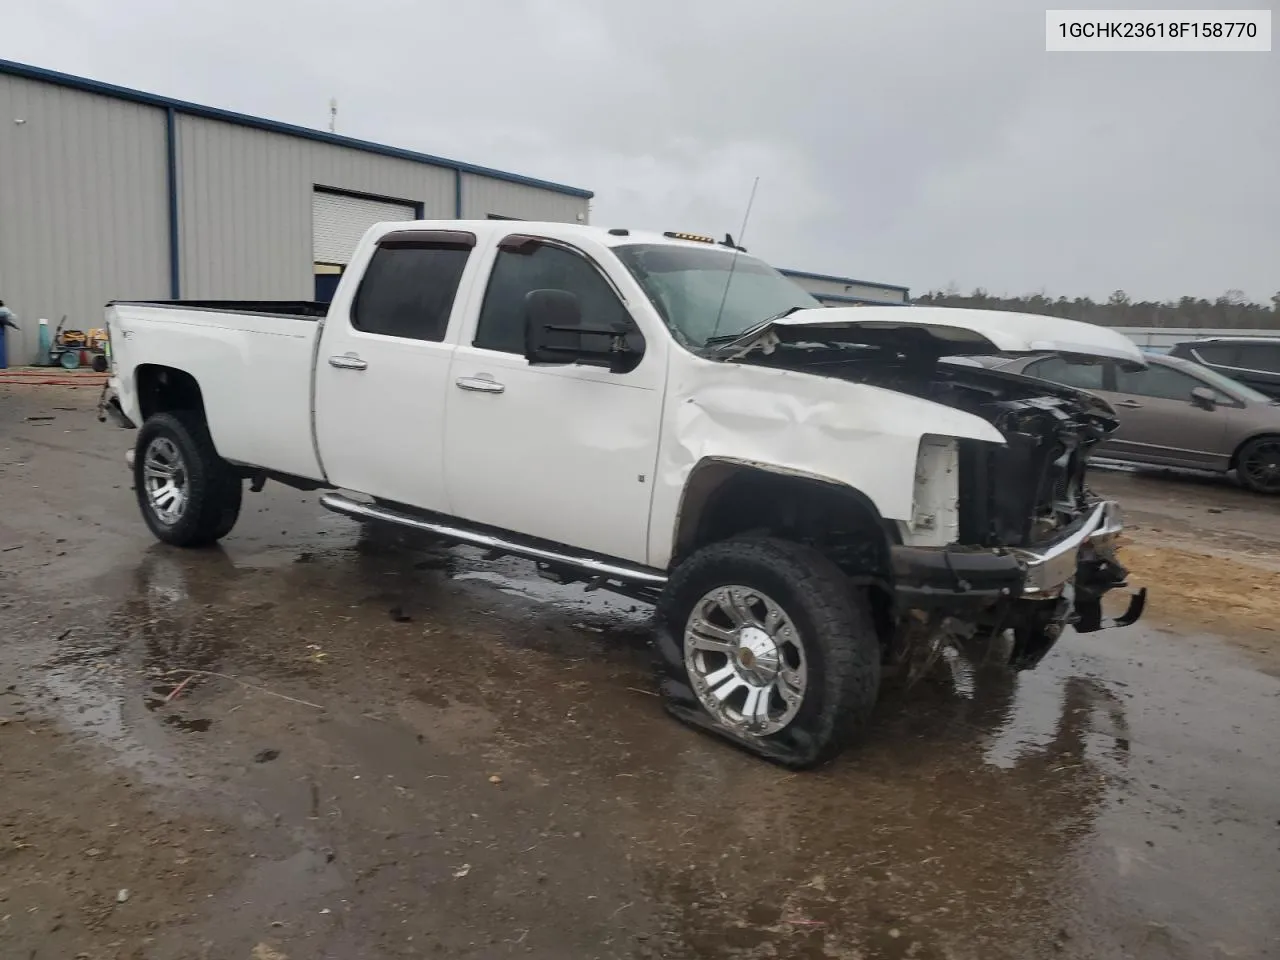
left=1191, top=343, right=1238, bottom=366
left=1114, top=365, right=1203, bottom=401
left=1238, top=344, right=1280, bottom=374
left=474, top=242, right=632, bottom=355
left=351, top=244, right=471, bottom=341
left=1026, top=356, right=1105, bottom=390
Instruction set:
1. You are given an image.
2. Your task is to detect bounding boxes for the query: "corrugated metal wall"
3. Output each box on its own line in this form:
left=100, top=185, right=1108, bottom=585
left=0, top=64, right=591, bottom=363
left=175, top=115, right=457, bottom=300
left=0, top=74, right=169, bottom=363
left=460, top=172, right=589, bottom=223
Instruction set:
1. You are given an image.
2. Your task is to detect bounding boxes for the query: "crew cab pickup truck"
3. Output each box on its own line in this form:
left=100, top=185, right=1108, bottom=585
left=99, top=220, right=1147, bottom=768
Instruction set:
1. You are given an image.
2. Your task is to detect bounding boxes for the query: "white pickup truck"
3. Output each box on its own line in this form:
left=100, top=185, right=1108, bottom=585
left=99, top=220, right=1147, bottom=767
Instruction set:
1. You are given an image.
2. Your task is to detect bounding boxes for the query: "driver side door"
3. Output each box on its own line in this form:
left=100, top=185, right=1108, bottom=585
left=442, top=237, right=665, bottom=565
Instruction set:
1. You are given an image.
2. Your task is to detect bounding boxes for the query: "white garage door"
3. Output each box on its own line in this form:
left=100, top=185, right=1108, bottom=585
left=312, top=190, right=417, bottom=265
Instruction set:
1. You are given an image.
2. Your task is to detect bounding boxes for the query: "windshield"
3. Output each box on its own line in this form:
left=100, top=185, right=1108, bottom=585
left=1184, top=360, right=1273, bottom=403
left=613, top=243, right=819, bottom=349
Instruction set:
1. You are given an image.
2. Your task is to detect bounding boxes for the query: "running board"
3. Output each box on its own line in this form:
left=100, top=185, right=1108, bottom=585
left=319, top=493, right=669, bottom=587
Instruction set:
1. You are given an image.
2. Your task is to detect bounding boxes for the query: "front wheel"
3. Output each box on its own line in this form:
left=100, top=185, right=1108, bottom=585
left=1236, top=435, right=1280, bottom=495
left=654, top=537, right=882, bottom=769
left=134, top=411, right=242, bottom=547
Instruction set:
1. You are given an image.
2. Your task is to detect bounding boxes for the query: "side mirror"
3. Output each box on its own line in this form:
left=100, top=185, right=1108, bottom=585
left=1190, top=386, right=1217, bottom=410
left=523, top=289, right=639, bottom=373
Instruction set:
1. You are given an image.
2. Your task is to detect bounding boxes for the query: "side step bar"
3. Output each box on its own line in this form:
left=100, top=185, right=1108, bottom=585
left=319, top=493, right=669, bottom=587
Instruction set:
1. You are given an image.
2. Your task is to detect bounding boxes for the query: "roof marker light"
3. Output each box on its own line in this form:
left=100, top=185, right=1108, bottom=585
left=663, top=231, right=715, bottom=244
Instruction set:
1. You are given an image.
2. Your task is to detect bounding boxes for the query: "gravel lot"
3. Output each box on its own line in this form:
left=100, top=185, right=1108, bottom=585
left=2, top=379, right=1278, bottom=960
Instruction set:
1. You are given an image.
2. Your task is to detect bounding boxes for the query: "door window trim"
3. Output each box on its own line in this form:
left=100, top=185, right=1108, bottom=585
left=494, top=234, right=631, bottom=306
left=469, top=235, right=642, bottom=358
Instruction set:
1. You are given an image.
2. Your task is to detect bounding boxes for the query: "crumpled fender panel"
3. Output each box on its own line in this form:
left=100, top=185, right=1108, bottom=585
left=646, top=350, right=1004, bottom=568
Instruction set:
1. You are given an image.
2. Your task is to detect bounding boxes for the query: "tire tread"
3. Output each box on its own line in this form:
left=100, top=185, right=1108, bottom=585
left=654, top=536, right=881, bottom=769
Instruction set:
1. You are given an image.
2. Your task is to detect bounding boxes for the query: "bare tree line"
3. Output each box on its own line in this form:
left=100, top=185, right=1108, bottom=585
left=913, top=287, right=1280, bottom=329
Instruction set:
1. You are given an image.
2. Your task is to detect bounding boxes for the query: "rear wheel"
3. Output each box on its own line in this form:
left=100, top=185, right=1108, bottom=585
left=1236, top=435, right=1280, bottom=494
left=134, top=411, right=242, bottom=546
left=654, top=537, right=881, bottom=769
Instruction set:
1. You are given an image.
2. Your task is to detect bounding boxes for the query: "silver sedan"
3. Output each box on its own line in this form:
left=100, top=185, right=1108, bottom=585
left=987, top=351, right=1280, bottom=495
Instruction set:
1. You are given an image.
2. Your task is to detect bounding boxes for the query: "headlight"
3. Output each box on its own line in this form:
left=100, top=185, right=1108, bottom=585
left=905, top=435, right=960, bottom=547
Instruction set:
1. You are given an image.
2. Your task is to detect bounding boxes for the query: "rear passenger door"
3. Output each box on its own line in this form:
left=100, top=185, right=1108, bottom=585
left=314, top=229, right=477, bottom=511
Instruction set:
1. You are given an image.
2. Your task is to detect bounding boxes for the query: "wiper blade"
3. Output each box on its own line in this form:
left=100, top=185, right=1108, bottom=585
left=703, top=306, right=805, bottom=347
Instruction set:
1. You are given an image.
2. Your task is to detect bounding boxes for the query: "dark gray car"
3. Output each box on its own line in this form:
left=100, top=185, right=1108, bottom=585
left=993, top=352, right=1280, bottom=494
left=1166, top=337, right=1280, bottom=399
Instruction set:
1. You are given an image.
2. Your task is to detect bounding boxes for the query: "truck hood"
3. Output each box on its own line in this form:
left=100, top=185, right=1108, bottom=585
left=712, top=305, right=1147, bottom=367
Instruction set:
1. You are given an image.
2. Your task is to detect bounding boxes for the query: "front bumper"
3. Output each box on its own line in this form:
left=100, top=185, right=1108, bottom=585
left=890, top=498, right=1145, bottom=637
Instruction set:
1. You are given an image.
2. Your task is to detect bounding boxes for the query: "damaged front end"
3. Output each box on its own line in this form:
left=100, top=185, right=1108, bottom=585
left=890, top=498, right=1146, bottom=675
left=722, top=319, right=1148, bottom=675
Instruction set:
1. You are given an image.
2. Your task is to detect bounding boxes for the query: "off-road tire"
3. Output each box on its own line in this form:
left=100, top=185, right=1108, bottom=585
left=134, top=411, right=242, bottom=547
left=654, top=536, right=881, bottom=769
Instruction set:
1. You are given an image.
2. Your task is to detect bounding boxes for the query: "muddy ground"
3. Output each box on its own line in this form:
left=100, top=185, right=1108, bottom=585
left=1, top=379, right=1277, bottom=960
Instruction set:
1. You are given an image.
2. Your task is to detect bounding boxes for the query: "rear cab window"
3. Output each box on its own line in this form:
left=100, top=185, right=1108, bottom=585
left=351, top=230, right=476, bottom=341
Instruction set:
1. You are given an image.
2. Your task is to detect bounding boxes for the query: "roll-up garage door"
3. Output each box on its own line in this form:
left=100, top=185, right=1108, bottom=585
left=312, top=190, right=417, bottom=265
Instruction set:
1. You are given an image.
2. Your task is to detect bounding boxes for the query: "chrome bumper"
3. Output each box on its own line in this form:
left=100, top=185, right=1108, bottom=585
left=1010, top=500, right=1124, bottom=597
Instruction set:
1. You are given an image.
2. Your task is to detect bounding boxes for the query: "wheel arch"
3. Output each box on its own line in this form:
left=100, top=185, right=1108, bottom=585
left=1229, top=431, right=1280, bottom=469
left=669, top=459, right=897, bottom=645
left=672, top=458, right=893, bottom=562
left=135, top=364, right=206, bottom=422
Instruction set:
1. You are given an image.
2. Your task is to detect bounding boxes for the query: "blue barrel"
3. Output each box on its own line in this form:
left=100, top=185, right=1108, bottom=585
left=0, top=325, right=7, bottom=369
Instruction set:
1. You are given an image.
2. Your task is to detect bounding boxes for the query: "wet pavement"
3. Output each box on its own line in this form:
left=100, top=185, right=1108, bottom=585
left=2, top=383, right=1278, bottom=959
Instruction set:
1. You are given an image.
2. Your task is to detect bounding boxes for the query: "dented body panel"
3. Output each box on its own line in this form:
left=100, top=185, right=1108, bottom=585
left=646, top=351, right=1002, bottom=568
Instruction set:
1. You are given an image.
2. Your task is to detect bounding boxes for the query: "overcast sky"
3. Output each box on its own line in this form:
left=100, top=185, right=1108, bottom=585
left=6, top=0, right=1278, bottom=302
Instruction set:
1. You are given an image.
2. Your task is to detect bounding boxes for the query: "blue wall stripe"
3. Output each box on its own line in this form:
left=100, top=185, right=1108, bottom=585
left=0, top=57, right=594, bottom=201
left=165, top=107, right=180, bottom=298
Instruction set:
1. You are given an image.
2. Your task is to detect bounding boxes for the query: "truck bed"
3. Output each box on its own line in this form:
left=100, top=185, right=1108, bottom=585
left=109, top=300, right=330, bottom=319
left=105, top=300, right=325, bottom=481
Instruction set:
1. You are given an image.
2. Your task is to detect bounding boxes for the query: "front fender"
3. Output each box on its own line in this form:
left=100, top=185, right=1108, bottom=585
left=647, top=356, right=1003, bottom=568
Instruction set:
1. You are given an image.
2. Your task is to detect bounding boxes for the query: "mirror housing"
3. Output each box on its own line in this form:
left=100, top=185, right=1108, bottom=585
left=1190, top=385, right=1217, bottom=410
left=523, top=289, right=639, bottom=373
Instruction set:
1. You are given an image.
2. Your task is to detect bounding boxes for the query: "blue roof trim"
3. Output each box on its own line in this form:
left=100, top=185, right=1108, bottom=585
left=812, top=292, right=912, bottom=307
left=0, top=58, right=594, bottom=201
left=779, top=267, right=910, bottom=295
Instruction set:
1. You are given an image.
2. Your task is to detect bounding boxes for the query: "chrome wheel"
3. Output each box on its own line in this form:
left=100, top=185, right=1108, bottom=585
left=143, top=436, right=189, bottom=525
left=1241, top=439, right=1280, bottom=493
left=684, top=586, right=807, bottom=736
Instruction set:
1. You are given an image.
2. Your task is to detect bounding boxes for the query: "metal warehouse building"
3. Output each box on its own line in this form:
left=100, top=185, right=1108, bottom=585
left=0, top=59, right=591, bottom=365
left=0, top=58, right=906, bottom=366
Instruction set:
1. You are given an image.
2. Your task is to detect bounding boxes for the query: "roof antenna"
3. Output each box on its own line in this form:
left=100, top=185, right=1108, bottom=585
left=328, top=98, right=338, bottom=133
left=709, top=176, right=760, bottom=342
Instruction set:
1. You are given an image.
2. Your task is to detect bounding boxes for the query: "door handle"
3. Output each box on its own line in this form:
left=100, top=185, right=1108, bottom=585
left=1113, top=400, right=1142, bottom=408
left=455, top=376, right=505, bottom=394
left=329, top=354, right=368, bottom=371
